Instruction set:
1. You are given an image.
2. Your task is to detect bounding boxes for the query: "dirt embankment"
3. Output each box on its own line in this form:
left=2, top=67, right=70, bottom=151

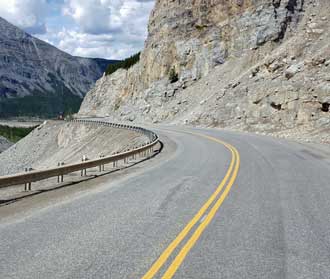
left=0, top=121, right=149, bottom=176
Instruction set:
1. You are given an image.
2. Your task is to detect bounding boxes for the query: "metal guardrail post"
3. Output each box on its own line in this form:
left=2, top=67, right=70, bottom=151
left=57, top=163, right=61, bottom=183
left=81, top=156, right=88, bottom=176
left=24, top=168, right=29, bottom=191
left=24, top=168, right=32, bottom=191
left=57, top=162, right=65, bottom=183
left=81, top=158, right=84, bottom=176
left=99, top=155, right=105, bottom=172
left=61, top=162, right=65, bottom=182
left=28, top=168, right=32, bottom=191
left=111, top=152, right=116, bottom=167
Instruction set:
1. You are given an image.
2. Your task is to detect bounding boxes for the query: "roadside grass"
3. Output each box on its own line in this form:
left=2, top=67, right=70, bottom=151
left=0, top=125, right=37, bottom=143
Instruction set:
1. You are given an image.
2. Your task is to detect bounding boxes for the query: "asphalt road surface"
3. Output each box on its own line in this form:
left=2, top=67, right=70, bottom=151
left=1, top=125, right=330, bottom=279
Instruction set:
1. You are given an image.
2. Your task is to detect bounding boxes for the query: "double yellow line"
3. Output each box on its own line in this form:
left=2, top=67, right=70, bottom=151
left=141, top=131, right=240, bottom=279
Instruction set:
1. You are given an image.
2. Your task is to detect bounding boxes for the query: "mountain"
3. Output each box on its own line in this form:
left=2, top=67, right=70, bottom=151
left=79, top=0, right=330, bottom=143
left=0, top=17, right=118, bottom=118
left=92, top=58, right=118, bottom=73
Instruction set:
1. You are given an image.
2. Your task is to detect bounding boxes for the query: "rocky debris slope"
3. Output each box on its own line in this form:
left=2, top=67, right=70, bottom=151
left=79, top=0, right=329, bottom=144
left=0, top=17, right=116, bottom=117
left=0, top=121, right=148, bottom=176
left=0, top=136, right=12, bottom=153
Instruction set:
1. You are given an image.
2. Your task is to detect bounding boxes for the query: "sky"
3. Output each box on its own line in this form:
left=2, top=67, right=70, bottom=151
left=0, top=0, right=155, bottom=59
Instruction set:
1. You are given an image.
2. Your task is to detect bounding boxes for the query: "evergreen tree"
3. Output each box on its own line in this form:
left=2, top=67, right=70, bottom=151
left=169, top=67, right=179, bottom=83
left=105, top=52, right=141, bottom=76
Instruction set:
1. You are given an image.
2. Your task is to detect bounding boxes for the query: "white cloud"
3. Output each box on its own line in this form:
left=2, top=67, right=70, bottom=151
left=63, top=0, right=153, bottom=32
left=57, top=0, right=154, bottom=59
left=0, top=0, right=48, bottom=34
left=57, top=29, right=115, bottom=57
left=0, top=0, right=155, bottom=59
left=38, top=27, right=145, bottom=59
left=62, top=0, right=154, bottom=35
left=63, top=0, right=113, bottom=34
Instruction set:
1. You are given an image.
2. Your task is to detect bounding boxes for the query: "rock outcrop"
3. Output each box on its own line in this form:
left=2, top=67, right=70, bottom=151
left=0, top=136, right=12, bottom=153
left=0, top=17, right=116, bottom=118
left=79, top=0, right=330, bottom=143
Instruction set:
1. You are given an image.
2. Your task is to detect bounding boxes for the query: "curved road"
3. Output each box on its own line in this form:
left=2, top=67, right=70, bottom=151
left=1, top=125, right=330, bottom=279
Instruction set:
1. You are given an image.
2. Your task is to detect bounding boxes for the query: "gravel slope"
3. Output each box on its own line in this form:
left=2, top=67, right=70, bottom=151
left=0, top=121, right=148, bottom=176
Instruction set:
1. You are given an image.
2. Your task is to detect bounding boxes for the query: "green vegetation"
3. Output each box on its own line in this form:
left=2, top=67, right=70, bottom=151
left=105, top=52, right=140, bottom=76
left=195, top=24, right=205, bottom=30
left=0, top=90, right=82, bottom=118
left=169, top=67, right=179, bottom=83
left=0, top=72, right=83, bottom=118
left=0, top=93, right=82, bottom=118
left=195, top=23, right=208, bottom=31
left=0, top=125, right=37, bottom=143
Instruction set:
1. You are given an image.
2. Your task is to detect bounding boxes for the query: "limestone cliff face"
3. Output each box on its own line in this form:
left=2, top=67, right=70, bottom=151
left=141, top=0, right=303, bottom=83
left=79, top=0, right=329, bottom=143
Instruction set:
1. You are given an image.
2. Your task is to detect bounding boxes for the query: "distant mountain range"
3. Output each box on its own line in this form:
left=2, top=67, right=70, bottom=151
left=0, top=17, right=118, bottom=118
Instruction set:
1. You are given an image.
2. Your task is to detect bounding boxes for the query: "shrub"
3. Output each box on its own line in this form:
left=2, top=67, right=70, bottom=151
left=169, top=67, right=179, bottom=83
left=195, top=24, right=205, bottom=31
left=105, top=52, right=141, bottom=76
left=0, top=125, right=37, bottom=142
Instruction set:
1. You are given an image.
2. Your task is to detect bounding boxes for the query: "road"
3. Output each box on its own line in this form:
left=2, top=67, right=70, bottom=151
left=1, top=125, right=330, bottom=279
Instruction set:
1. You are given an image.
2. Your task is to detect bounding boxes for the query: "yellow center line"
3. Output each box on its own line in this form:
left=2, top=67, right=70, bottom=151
left=162, top=141, right=240, bottom=278
left=141, top=130, right=240, bottom=279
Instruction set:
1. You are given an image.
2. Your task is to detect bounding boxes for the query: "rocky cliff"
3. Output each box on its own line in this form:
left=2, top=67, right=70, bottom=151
left=79, top=0, right=330, bottom=143
left=0, top=17, right=116, bottom=118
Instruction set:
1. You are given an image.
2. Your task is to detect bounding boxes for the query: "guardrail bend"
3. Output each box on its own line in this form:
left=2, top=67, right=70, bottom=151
left=0, top=120, right=160, bottom=191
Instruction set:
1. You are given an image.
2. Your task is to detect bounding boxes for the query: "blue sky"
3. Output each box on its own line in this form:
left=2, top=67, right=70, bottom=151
left=0, top=0, right=155, bottom=59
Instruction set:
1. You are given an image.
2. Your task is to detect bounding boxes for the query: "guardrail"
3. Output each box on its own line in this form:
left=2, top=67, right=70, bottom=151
left=0, top=119, right=159, bottom=190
